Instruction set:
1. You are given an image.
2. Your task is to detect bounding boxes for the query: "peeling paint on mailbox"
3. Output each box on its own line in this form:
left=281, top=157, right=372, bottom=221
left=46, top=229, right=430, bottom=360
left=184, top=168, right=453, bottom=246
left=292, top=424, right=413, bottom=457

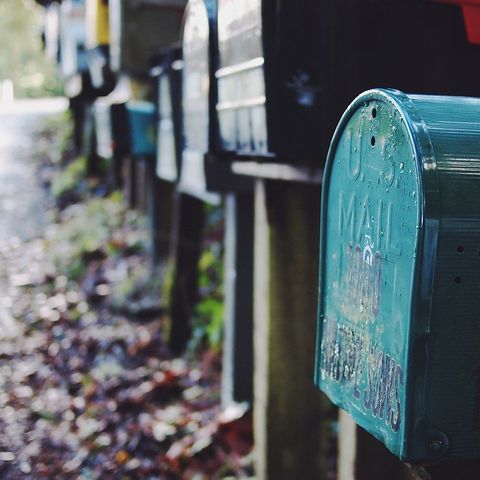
left=316, top=89, right=480, bottom=463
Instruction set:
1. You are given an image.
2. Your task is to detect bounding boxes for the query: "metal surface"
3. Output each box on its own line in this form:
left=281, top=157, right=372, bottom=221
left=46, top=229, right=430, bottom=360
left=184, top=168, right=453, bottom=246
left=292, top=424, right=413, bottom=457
left=315, top=89, right=480, bottom=463
left=179, top=0, right=219, bottom=204
left=109, top=0, right=186, bottom=77
left=157, top=75, right=178, bottom=181
left=155, top=51, right=183, bottom=183
left=215, top=1, right=480, bottom=165
left=126, top=101, right=157, bottom=157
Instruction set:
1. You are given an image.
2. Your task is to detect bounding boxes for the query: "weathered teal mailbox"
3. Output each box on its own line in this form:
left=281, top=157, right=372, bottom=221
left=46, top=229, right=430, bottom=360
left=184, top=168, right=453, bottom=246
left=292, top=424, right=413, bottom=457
left=315, top=89, right=480, bottom=463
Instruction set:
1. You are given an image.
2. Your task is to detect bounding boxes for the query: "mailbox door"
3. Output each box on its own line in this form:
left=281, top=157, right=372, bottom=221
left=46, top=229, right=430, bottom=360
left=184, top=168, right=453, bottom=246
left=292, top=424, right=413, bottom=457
left=179, top=0, right=220, bottom=204
left=109, top=0, right=186, bottom=77
left=216, top=0, right=267, bottom=154
left=316, top=90, right=425, bottom=459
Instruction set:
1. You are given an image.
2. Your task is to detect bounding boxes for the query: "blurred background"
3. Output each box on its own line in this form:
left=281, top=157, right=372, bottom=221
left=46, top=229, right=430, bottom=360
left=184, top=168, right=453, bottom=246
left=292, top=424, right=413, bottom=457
left=0, top=0, right=480, bottom=479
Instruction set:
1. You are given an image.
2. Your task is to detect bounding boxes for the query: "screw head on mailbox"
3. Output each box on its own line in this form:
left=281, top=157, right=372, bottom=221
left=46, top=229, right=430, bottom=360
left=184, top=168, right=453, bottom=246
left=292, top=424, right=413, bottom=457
left=315, top=89, right=480, bottom=463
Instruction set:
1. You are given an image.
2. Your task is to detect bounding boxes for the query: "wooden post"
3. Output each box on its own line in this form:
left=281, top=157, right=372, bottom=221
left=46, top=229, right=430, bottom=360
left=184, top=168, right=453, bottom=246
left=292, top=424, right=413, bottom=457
left=135, top=157, right=150, bottom=213
left=338, top=411, right=413, bottom=480
left=168, top=192, right=205, bottom=354
left=123, top=155, right=136, bottom=209
left=411, top=462, right=480, bottom=480
left=222, top=192, right=254, bottom=406
left=253, top=179, right=330, bottom=480
left=69, top=95, right=86, bottom=153
left=146, top=165, right=174, bottom=264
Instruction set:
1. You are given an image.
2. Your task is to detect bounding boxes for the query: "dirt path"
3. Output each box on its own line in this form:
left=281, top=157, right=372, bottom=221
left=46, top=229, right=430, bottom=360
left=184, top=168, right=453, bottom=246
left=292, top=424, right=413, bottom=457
left=0, top=98, right=67, bottom=245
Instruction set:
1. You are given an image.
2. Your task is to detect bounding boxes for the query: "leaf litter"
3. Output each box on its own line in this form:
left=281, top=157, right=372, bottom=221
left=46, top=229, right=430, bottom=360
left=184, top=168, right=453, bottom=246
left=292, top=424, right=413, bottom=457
left=0, top=120, right=254, bottom=479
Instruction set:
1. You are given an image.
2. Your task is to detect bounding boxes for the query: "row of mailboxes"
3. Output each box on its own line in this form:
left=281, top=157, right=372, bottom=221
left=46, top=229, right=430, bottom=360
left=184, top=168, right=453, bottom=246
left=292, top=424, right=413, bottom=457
left=48, top=0, right=480, bottom=166
left=315, top=88, right=480, bottom=463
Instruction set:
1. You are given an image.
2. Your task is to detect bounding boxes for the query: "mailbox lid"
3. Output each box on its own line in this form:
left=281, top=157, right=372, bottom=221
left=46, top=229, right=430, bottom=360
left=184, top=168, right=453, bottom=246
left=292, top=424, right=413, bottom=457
left=109, top=0, right=186, bottom=77
left=316, top=89, right=431, bottom=460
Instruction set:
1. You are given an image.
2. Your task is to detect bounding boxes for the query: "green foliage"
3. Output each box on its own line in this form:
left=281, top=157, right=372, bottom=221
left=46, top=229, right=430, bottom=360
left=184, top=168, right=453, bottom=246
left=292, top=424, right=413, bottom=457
left=52, top=155, right=87, bottom=199
left=0, top=0, right=62, bottom=98
left=47, top=193, right=148, bottom=281
left=189, top=207, right=225, bottom=353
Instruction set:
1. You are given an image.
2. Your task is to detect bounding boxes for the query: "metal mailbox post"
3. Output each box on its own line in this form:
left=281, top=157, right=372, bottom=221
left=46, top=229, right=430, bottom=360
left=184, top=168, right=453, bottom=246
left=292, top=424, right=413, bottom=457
left=316, top=88, right=480, bottom=464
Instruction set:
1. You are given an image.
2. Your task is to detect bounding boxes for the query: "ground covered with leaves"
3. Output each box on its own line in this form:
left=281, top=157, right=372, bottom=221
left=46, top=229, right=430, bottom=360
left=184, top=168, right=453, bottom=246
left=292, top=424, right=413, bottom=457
left=0, top=116, right=253, bottom=479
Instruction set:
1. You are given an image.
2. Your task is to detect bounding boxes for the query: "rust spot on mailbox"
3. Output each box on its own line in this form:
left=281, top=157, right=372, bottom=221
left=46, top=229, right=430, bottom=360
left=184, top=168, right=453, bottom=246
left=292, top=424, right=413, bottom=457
left=315, top=89, right=480, bottom=463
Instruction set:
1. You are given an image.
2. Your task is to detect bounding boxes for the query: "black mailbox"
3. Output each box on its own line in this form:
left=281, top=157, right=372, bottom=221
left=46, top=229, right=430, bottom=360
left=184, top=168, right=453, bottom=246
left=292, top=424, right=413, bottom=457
left=216, top=0, right=480, bottom=165
left=109, top=0, right=186, bottom=78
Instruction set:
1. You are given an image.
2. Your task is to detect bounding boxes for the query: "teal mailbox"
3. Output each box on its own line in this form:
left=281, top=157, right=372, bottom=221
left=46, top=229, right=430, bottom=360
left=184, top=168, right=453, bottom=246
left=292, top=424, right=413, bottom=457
left=315, top=89, right=480, bottom=463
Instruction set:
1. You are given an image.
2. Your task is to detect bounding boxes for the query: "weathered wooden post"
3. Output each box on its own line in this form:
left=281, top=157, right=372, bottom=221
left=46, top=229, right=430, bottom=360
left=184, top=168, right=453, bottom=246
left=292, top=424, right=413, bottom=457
left=251, top=176, right=330, bottom=479
left=168, top=0, right=221, bottom=353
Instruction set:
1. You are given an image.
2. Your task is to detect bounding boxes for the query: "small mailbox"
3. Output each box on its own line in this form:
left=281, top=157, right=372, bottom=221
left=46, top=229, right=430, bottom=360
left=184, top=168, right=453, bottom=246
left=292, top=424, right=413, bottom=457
left=109, top=0, right=186, bottom=77
left=216, top=1, right=480, bottom=164
left=85, top=0, right=113, bottom=92
left=153, top=49, right=183, bottom=183
left=94, top=79, right=130, bottom=187
left=126, top=101, right=157, bottom=157
left=59, top=0, right=88, bottom=80
left=179, top=0, right=219, bottom=204
left=94, top=78, right=130, bottom=161
left=315, top=89, right=480, bottom=463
